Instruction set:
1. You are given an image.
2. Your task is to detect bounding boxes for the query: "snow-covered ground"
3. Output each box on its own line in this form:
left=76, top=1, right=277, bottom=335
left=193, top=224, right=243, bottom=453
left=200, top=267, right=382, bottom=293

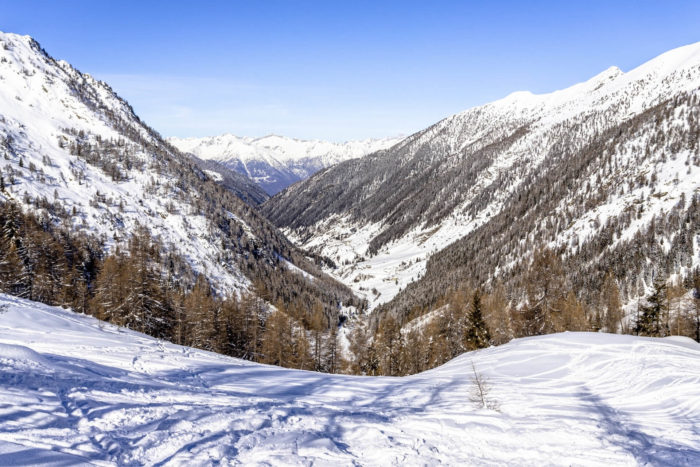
left=1, top=294, right=698, bottom=465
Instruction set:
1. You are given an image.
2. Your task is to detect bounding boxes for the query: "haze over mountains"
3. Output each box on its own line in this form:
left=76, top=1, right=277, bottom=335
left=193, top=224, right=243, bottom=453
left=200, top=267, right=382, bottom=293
left=169, top=133, right=403, bottom=195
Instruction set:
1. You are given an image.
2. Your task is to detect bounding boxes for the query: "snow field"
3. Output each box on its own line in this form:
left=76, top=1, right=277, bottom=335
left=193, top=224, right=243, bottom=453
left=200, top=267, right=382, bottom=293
left=1, top=294, right=698, bottom=465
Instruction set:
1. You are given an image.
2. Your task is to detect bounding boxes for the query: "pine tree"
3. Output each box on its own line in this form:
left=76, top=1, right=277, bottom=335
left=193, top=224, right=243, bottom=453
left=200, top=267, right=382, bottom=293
left=635, top=279, right=668, bottom=337
left=465, top=289, right=491, bottom=350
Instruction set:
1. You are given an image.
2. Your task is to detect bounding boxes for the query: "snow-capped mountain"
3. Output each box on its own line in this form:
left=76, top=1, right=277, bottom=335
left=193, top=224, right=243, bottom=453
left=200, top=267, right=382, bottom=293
left=1, top=293, right=698, bottom=465
left=263, top=41, right=700, bottom=315
left=169, top=133, right=404, bottom=195
left=0, top=31, right=353, bottom=309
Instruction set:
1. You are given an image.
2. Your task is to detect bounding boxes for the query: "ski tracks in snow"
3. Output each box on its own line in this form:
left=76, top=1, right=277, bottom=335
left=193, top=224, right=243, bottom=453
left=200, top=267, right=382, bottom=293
left=1, top=296, right=699, bottom=465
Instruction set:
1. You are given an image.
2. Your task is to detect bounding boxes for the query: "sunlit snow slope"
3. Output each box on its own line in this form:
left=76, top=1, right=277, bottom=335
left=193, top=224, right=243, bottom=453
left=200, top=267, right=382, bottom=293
left=264, top=41, right=700, bottom=311
left=1, top=294, right=698, bottom=465
left=0, top=31, right=336, bottom=300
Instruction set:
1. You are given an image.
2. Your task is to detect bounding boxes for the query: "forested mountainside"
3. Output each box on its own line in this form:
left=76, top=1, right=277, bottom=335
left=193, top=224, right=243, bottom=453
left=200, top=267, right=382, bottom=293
left=170, top=133, right=403, bottom=195
left=0, top=31, right=360, bottom=365
left=264, top=42, right=700, bottom=333
left=190, top=156, right=270, bottom=206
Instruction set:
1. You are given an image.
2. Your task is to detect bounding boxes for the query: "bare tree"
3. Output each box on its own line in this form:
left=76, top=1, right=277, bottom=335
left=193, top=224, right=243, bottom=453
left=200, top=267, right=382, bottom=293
left=469, top=361, right=499, bottom=411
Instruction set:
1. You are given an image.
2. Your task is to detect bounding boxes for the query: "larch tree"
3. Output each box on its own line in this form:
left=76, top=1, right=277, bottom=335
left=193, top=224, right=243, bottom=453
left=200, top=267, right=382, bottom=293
left=483, top=281, right=513, bottom=345
left=523, top=247, right=568, bottom=336
left=600, top=272, right=622, bottom=333
left=376, top=315, right=402, bottom=376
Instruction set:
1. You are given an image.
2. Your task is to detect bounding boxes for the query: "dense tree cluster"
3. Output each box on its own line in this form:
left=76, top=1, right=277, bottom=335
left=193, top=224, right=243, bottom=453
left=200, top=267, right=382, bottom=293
left=0, top=200, right=347, bottom=371
left=348, top=287, right=494, bottom=376
left=360, top=246, right=699, bottom=376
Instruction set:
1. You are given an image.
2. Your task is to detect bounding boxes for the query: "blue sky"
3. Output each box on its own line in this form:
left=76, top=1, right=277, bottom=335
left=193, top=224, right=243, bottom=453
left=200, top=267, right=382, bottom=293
left=3, top=1, right=700, bottom=141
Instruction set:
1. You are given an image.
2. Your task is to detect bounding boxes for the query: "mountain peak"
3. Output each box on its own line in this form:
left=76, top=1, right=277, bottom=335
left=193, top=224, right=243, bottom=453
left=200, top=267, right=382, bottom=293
left=169, top=133, right=404, bottom=195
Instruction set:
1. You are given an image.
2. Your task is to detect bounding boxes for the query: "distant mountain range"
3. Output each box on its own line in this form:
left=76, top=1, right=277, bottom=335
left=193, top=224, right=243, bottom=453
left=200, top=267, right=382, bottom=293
left=169, top=133, right=404, bottom=195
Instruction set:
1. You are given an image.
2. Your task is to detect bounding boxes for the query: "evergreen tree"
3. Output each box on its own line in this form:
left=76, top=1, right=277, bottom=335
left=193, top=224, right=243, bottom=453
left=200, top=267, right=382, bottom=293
left=465, top=289, right=491, bottom=350
left=635, top=279, right=669, bottom=337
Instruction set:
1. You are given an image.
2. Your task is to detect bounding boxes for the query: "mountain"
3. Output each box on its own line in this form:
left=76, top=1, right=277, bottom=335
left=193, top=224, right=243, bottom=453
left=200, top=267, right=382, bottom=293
left=263, top=42, right=700, bottom=319
left=0, top=31, right=356, bottom=318
left=169, top=133, right=404, bottom=195
left=1, top=293, right=698, bottom=465
left=190, top=155, right=269, bottom=206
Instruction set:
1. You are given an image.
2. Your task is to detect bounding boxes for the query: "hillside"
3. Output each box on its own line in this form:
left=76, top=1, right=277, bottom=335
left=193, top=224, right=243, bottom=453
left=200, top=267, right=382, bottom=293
left=191, top=155, right=270, bottom=206
left=170, top=133, right=403, bottom=195
left=0, top=31, right=357, bottom=328
left=263, top=42, right=700, bottom=316
left=1, top=294, right=698, bottom=465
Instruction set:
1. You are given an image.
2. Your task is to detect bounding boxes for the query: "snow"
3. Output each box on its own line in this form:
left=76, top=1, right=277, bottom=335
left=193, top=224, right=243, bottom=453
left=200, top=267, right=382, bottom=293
left=169, top=133, right=404, bottom=193
left=170, top=133, right=403, bottom=167
left=1, top=294, right=698, bottom=465
left=285, top=41, right=700, bottom=310
left=0, top=31, right=251, bottom=295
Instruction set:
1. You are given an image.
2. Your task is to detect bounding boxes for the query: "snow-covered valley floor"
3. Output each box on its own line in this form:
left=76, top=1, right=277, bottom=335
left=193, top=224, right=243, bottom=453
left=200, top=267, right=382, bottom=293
left=0, top=294, right=698, bottom=466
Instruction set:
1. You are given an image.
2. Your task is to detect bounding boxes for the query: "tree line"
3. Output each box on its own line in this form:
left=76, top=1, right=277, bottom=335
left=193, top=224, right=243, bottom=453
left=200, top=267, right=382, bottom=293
left=360, top=246, right=700, bottom=376
left=0, top=200, right=343, bottom=371
left=1, top=197, right=698, bottom=377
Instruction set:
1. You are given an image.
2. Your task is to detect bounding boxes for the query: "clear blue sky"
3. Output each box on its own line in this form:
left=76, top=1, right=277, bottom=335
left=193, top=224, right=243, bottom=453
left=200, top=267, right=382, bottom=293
left=3, top=1, right=700, bottom=141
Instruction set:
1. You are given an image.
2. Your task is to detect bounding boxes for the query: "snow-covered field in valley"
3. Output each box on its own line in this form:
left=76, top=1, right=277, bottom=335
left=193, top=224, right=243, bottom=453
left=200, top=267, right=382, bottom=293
left=0, top=294, right=698, bottom=466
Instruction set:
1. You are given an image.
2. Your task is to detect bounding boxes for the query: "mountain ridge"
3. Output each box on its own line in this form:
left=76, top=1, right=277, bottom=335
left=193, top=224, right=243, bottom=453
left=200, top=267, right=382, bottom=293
left=169, top=133, right=404, bottom=195
left=263, top=40, right=700, bottom=316
left=0, top=30, right=357, bottom=317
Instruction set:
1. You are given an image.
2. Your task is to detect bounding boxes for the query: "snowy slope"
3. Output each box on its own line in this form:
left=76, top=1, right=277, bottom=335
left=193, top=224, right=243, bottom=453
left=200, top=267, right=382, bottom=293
left=0, top=31, right=336, bottom=300
left=0, top=32, right=245, bottom=292
left=265, top=41, right=700, bottom=310
left=169, top=133, right=403, bottom=195
left=1, top=294, right=698, bottom=465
